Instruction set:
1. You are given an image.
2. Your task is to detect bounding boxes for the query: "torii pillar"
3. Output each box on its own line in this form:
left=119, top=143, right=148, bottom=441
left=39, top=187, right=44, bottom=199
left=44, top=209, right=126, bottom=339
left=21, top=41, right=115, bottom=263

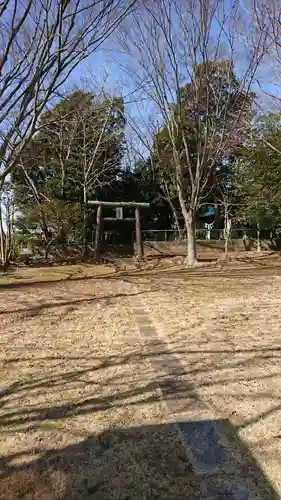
left=88, top=200, right=149, bottom=258
left=135, top=206, right=143, bottom=257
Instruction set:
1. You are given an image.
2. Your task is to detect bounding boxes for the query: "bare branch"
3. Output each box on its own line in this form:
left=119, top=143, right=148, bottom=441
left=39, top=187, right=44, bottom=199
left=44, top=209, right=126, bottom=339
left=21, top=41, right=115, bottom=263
left=0, top=0, right=138, bottom=182
left=119, top=0, right=269, bottom=265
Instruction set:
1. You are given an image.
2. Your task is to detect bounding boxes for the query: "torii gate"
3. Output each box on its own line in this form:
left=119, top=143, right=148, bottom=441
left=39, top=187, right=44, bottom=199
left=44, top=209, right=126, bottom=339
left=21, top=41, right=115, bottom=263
left=87, top=200, right=150, bottom=258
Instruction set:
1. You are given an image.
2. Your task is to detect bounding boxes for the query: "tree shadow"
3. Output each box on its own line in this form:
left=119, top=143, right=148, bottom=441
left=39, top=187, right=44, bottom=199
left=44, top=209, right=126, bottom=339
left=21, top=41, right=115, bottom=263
left=2, top=254, right=281, bottom=293
left=0, top=288, right=154, bottom=317
left=1, top=341, right=281, bottom=499
left=2, top=279, right=281, bottom=500
left=0, top=420, right=278, bottom=499
left=1, top=343, right=281, bottom=429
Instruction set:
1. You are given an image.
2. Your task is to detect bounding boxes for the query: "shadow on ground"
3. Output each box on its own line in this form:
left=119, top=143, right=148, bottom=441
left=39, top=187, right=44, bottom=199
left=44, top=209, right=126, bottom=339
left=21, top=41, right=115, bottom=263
left=1, top=254, right=281, bottom=294
left=1, top=343, right=281, bottom=499
left=0, top=420, right=279, bottom=500
left=1, top=262, right=281, bottom=498
left=0, top=288, right=153, bottom=317
left=1, top=339, right=281, bottom=443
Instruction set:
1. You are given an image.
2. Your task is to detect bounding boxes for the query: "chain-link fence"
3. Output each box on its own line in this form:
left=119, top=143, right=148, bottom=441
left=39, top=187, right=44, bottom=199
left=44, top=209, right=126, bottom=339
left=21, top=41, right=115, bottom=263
left=133, top=228, right=259, bottom=242
left=139, top=230, right=186, bottom=242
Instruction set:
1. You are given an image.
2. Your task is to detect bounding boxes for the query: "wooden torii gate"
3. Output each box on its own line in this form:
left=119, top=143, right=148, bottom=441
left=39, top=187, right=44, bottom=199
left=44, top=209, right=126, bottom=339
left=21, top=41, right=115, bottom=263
left=88, top=200, right=150, bottom=257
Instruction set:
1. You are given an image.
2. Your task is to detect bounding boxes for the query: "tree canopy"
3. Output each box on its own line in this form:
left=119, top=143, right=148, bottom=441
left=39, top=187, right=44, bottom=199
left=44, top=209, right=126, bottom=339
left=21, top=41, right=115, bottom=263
left=12, top=91, right=126, bottom=254
left=234, top=115, right=281, bottom=233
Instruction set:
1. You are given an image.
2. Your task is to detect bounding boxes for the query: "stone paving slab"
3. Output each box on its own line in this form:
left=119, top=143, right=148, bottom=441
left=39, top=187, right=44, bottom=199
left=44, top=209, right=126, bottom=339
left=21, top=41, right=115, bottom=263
left=177, top=419, right=237, bottom=475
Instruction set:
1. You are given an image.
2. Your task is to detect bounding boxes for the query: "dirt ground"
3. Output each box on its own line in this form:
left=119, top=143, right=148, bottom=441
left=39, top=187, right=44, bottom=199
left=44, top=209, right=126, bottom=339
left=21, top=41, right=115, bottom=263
left=1, top=254, right=281, bottom=498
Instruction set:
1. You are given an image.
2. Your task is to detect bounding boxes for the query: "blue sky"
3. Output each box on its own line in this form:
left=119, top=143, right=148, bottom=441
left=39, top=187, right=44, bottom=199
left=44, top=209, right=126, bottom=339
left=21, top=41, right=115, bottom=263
left=65, top=5, right=281, bottom=163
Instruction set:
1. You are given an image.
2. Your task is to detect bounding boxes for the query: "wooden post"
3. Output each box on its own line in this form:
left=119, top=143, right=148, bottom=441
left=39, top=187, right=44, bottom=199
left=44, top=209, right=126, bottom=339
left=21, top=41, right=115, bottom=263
left=135, top=206, right=143, bottom=257
left=94, top=205, right=103, bottom=258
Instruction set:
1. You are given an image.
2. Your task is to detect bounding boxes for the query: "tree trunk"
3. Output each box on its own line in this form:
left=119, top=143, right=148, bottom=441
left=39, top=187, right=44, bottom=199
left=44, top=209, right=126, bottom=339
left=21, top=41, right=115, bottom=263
left=186, top=210, right=197, bottom=267
left=94, top=205, right=103, bottom=258
left=0, top=210, right=6, bottom=270
left=224, top=207, right=231, bottom=258
left=224, top=232, right=229, bottom=256
left=45, top=242, right=50, bottom=260
left=175, top=178, right=197, bottom=266
left=224, top=221, right=231, bottom=257
left=82, top=187, right=88, bottom=259
left=257, top=221, right=261, bottom=252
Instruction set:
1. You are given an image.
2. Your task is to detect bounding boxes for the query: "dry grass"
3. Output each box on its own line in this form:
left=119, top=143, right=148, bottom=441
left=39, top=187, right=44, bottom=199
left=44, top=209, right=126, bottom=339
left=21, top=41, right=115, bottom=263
left=2, top=255, right=281, bottom=498
left=130, top=254, right=281, bottom=495
left=0, top=263, right=200, bottom=499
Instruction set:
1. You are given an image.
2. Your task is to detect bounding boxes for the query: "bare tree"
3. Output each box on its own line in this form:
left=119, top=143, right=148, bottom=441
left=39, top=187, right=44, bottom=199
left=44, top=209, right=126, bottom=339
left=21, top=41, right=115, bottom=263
left=66, top=94, right=125, bottom=257
left=0, top=0, right=137, bottom=182
left=0, top=0, right=138, bottom=268
left=120, top=0, right=268, bottom=265
left=251, top=0, right=281, bottom=148
left=216, top=185, right=235, bottom=257
left=0, top=181, right=16, bottom=268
